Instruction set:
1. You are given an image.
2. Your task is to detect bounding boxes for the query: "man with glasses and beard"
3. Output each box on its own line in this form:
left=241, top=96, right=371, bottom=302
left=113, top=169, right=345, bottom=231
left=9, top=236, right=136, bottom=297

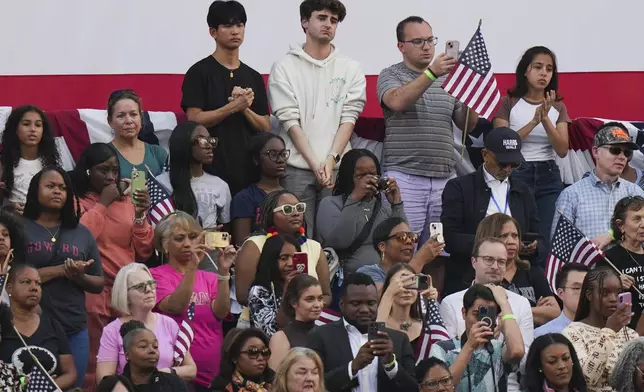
left=552, top=122, right=644, bottom=249
left=441, top=127, right=540, bottom=294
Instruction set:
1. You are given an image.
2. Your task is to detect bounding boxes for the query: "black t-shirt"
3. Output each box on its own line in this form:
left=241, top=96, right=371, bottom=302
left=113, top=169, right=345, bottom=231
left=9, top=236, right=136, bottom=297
left=181, top=56, right=270, bottom=196
left=600, top=245, right=644, bottom=329
left=0, top=313, right=70, bottom=376
left=503, top=266, right=554, bottom=307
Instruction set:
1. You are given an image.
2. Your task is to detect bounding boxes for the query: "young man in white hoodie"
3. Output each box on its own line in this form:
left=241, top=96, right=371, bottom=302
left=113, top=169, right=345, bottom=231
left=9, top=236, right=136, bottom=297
left=268, top=0, right=366, bottom=238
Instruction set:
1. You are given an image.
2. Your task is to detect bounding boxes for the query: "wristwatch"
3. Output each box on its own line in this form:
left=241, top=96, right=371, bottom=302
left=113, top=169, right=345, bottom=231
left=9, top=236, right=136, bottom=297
left=327, top=152, right=340, bottom=163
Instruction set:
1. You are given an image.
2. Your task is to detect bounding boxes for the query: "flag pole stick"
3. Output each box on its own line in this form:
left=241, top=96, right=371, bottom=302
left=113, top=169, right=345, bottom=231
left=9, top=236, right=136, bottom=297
left=556, top=209, right=644, bottom=297
left=13, top=325, right=62, bottom=391
left=460, top=110, right=469, bottom=159
left=0, top=249, right=13, bottom=294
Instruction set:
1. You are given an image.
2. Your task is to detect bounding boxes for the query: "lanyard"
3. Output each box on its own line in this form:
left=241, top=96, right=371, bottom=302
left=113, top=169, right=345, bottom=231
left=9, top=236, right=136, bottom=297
left=490, top=183, right=510, bottom=215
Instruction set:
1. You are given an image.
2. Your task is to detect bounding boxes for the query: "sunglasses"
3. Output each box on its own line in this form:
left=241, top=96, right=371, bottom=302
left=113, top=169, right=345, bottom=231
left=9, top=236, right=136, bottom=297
left=603, top=145, right=634, bottom=158
left=387, top=231, right=419, bottom=244
left=128, top=279, right=157, bottom=293
left=193, top=136, right=218, bottom=149
left=240, top=347, right=271, bottom=359
left=273, top=202, right=306, bottom=215
left=261, top=149, right=290, bottom=162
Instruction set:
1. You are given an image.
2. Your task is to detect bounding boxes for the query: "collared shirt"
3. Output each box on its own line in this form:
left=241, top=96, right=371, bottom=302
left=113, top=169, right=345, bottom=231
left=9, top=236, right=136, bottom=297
left=342, top=318, right=398, bottom=392
left=483, top=165, right=512, bottom=217
left=534, top=312, right=572, bottom=338
left=551, top=170, right=644, bottom=240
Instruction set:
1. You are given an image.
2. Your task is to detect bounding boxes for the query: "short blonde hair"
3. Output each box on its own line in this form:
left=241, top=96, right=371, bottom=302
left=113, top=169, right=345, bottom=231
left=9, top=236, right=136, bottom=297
left=153, top=211, right=202, bottom=252
left=272, top=348, right=325, bottom=392
left=111, top=263, right=153, bottom=315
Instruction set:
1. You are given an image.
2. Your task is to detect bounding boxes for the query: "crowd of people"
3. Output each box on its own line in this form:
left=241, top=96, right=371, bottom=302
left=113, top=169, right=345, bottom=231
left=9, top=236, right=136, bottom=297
left=0, top=0, right=643, bottom=391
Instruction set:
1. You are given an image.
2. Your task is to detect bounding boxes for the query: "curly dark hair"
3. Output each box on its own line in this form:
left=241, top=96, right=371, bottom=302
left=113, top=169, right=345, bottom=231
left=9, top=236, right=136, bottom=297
left=23, top=166, right=81, bottom=229
left=1, top=105, right=61, bottom=200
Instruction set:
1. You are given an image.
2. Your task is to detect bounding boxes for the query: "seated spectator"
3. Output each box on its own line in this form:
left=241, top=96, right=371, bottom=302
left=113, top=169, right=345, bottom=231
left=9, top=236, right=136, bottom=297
left=0, top=105, right=62, bottom=213
left=316, top=149, right=405, bottom=275
left=553, top=122, right=644, bottom=249
left=523, top=333, right=587, bottom=392
left=231, top=133, right=288, bottom=247
left=442, top=127, right=540, bottom=295
left=268, top=275, right=323, bottom=370
left=415, top=358, right=455, bottom=392
left=475, top=213, right=559, bottom=325
left=150, top=211, right=236, bottom=392
left=107, top=89, right=168, bottom=178
left=0, top=209, right=26, bottom=263
left=70, top=142, right=154, bottom=388
left=210, top=328, right=275, bottom=392
left=0, top=264, right=76, bottom=389
left=377, top=263, right=444, bottom=362
left=563, top=267, right=638, bottom=392
left=430, top=284, right=525, bottom=392
left=272, top=347, right=325, bottom=392
left=307, top=272, right=418, bottom=392
left=356, top=217, right=443, bottom=291
left=620, top=160, right=644, bottom=189
left=96, top=263, right=196, bottom=383
left=0, top=304, right=22, bottom=390
left=23, top=166, right=104, bottom=384
left=535, top=263, right=589, bottom=337
left=156, top=121, right=231, bottom=230
left=118, top=320, right=187, bottom=391
left=235, top=190, right=331, bottom=306
left=96, top=374, right=135, bottom=392
left=609, top=337, right=644, bottom=392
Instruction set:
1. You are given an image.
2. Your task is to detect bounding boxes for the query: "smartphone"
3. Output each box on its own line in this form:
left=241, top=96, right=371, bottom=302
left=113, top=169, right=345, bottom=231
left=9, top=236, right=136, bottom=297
left=292, top=252, right=309, bottom=274
left=368, top=322, right=385, bottom=341
left=429, top=222, right=444, bottom=244
left=130, top=170, right=146, bottom=203
left=445, top=40, right=460, bottom=59
left=205, top=232, right=230, bottom=248
left=477, top=305, right=497, bottom=332
left=619, top=292, right=632, bottom=306
left=376, top=176, right=389, bottom=191
left=522, top=232, right=540, bottom=246
left=408, top=274, right=430, bottom=291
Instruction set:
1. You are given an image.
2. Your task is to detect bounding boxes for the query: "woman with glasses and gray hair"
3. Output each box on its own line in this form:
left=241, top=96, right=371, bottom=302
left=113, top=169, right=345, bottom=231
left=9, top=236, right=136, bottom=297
left=95, top=263, right=196, bottom=384
left=610, top=337, right=644, bottom=392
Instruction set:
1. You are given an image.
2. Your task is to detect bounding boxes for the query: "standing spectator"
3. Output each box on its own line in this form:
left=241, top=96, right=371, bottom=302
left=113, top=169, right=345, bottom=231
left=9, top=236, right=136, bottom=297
left=23, top=166, right=104, bottom=385
left=535, top=264, right=589, bottom=337
left=70, top=142, right=154, bottom=389
left=272, top=348, right=325, bottom=392
left=523, top=333, right=587, bottom=392
left=609, top=337, right=644, bottom=392
left=182, top=0, right=270, bottom=196
left=0, top=210, right=27, bottom=263
left=107, top=90, right=168, bottom=178
left=0, top=105, right=61, bottom=213
left=377, top=16, right=477, bottom=245
left=156, top=121, right=231, bottom=230
left=563, top=267, right=638, bottom=392
left=150, top=211, right=236, bottom=392
left=494, top=46, right=570, bottom=241
left=553, top=122, right=644, bottom=248
left=0, top=264, right=77, bottom=389
left=231, top=133, right=288, bottom=246
left=268, top=0, right=366, bottom=237
left=316, top=149, right=406, bottom=275
left=268, top=275, right=323, bottom=370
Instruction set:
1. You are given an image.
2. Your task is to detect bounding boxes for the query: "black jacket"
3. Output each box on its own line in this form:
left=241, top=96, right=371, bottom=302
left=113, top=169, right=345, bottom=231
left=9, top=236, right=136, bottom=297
left=307, top=320, right=417, bottom=392
left=122, top=363, right=188, bottom=392
left=441, top=167, right=540, bottom=294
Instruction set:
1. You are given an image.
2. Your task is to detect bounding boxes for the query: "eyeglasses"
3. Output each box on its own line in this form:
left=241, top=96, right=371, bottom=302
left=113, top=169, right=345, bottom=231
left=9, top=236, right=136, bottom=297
left=476, top=255, right=507, bottom=267
left=602, top=145, right=634, bottom=159
left=128, top=279, right=157, bottom=293
left=401, top=37, right=439, bottom=48
left=273, top=202, right=306, bottom=215
left=388, top=231, right=419, bottom=244
left=109, top=89, right=138, bottom=100
left=261, top=149, right=290, bottom=162
left=420, top=376, right=453, bottom=390
left=240, top=347, right=271, bottom=359
left=193, top=136, right=218, bottom=149
left=618, top=196, right=644, bottom=207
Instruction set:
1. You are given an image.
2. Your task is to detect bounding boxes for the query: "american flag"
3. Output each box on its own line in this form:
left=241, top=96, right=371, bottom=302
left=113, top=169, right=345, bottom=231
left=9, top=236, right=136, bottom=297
left=27, top=363, right=60, bottom=392
left=442, top=23, right=501, bottom=120
left=146, top=172, right=175, bottom=228
left=415, top=299, right=450, bottom=364
left=314, top=308, right=341, bottom=326
left=173, top=302, right=195, bottom=366
left=545, top=214, right=604, bottom=292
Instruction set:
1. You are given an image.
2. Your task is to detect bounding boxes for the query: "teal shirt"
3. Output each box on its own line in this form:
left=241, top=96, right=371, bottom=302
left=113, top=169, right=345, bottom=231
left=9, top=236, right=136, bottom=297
left=111, top=142, right=168, bottom=178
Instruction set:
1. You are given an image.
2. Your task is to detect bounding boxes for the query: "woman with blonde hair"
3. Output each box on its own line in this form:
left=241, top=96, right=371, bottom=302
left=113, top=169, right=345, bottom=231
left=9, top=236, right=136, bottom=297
left=272, top=347, right=325, bottom=392
left=95, top=262, right=196, bottom=383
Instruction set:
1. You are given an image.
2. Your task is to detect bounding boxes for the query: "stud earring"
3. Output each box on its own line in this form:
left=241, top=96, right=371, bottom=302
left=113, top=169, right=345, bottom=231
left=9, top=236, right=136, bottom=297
left=86, top=170, right=90, bottom=176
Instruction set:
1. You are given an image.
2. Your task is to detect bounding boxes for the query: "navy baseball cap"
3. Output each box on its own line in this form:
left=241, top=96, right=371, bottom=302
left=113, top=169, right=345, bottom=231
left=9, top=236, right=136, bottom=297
left=484, top=127, right=524, bottom=163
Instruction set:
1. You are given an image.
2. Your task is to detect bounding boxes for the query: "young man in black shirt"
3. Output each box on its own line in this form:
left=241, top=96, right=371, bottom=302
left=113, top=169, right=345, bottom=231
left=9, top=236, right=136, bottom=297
left=182, top=0, right=271, bottom=196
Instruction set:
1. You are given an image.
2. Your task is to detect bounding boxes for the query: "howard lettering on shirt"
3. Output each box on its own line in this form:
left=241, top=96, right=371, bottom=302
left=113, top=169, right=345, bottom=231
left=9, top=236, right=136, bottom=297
left=28, top=241, right=80, bottom=257
left=190, top=292, right=212, bottom=306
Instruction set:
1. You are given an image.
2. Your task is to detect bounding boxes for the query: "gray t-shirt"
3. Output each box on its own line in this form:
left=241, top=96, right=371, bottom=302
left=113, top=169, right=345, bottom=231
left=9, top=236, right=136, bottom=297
left=377, top=62, right=460, bottom=178
left=24, top=220, right=103, bottom=336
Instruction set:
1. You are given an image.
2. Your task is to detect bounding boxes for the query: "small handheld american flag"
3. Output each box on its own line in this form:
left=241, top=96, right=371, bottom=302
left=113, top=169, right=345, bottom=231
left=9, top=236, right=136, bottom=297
left=173, top=302, right=196, bottom=366
left=415, top=299, right=450, bottom=364
left=27, top=362, right=61, bottom=392
left=145, top=171, right=175, bottom=228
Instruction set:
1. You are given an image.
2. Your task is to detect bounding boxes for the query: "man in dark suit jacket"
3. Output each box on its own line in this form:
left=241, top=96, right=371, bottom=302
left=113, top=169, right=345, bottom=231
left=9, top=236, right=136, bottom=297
left=307, top=273, right=417, bottom=392
left=441, top=127, right=541, bottom=295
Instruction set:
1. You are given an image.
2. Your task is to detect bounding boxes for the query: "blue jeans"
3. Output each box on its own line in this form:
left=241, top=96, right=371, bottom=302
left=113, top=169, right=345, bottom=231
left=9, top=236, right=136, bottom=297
left=68, top=329, right=89, bottom=387
left=511, top=160, right=564, bottom=245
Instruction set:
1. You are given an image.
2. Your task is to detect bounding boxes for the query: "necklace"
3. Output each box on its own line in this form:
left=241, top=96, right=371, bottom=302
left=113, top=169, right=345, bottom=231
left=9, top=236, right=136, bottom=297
left=43, top=225, right=61, bottom=243
left=400, top=321, right=412, bottom=331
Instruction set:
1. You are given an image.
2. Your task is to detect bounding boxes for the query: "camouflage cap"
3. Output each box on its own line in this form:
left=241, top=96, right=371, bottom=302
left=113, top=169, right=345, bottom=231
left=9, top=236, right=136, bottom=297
left=593, top=125, right=638, bottom=150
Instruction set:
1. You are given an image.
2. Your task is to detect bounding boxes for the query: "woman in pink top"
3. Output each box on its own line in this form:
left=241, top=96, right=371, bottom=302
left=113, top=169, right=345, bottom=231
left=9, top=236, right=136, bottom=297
left=96, top=263, right=196, bottom=384
left=70, top=143, right=154, bottom=390
left=150, top=211, right=237, bottom=392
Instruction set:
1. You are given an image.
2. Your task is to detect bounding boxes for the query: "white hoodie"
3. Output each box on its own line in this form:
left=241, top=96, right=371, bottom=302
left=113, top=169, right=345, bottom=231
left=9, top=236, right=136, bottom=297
left=268, top=44, right=367, bottom=170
